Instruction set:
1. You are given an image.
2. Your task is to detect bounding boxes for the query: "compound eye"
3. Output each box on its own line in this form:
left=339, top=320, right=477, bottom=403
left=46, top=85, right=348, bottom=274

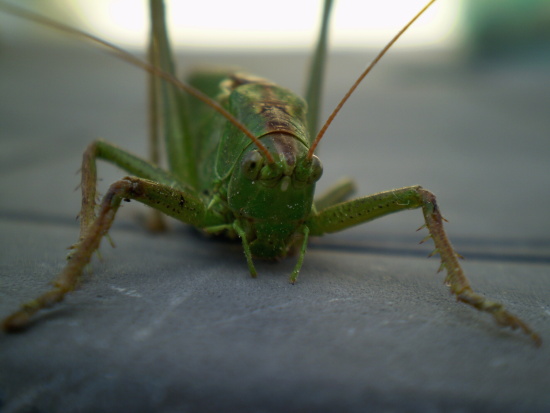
left=294, top=155, right=323, bottom=187
left=307, top=155, right=323, bottom=184
left=241, top=150, right=264, bottom=180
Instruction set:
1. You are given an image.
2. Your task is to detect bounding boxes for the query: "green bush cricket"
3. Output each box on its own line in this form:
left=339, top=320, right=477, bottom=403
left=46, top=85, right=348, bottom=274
left=0, top=0, right=541, bottom=346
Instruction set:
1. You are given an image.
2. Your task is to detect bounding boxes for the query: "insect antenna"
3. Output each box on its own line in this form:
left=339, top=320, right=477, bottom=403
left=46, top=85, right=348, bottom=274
left=307, top=0, right=437, bottom=159
left=0, top=2, right=275, bottom=164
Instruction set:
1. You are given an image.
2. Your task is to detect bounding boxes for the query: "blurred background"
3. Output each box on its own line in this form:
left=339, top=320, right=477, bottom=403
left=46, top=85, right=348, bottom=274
left=1, top=0, right=548, bottom=57
left=2, top=0, right=461, bottom=49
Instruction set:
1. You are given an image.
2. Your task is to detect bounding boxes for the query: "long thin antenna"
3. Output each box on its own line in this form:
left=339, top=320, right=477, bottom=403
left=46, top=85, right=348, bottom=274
left=0, top=2, right=275, bottom=164
left=307, top=0, right=437, bottom=159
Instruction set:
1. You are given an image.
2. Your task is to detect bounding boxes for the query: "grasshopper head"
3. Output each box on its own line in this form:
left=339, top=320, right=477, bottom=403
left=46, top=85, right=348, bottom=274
left=228, top=133, right=322, bottom=258
left=228, top=133, right=322, bottom=223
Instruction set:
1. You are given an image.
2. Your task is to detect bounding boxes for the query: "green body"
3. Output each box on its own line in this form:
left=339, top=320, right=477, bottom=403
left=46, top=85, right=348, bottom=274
left=189, top=72, right=318, bottom=259
left=0, top=0, right=540, bottom=345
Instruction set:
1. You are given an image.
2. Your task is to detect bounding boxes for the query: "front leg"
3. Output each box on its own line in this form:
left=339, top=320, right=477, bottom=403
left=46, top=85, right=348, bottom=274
left=307, top=185, right=541, bottom=346
left=78, top=139, right=188, bottom=238
left=2, top=176, right=213, bottom=332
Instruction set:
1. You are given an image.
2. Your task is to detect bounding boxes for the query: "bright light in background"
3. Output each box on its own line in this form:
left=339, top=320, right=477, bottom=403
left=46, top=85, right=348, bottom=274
left=65, top=0, right=463, bottom=49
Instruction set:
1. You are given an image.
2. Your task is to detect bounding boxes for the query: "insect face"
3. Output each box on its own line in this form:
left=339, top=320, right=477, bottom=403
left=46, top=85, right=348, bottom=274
left=229, top=133, right=320, bottom=223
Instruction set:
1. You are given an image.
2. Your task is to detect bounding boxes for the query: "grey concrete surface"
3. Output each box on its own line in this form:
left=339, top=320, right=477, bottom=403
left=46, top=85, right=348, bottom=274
left=1, top=42, right=550, bottom=412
